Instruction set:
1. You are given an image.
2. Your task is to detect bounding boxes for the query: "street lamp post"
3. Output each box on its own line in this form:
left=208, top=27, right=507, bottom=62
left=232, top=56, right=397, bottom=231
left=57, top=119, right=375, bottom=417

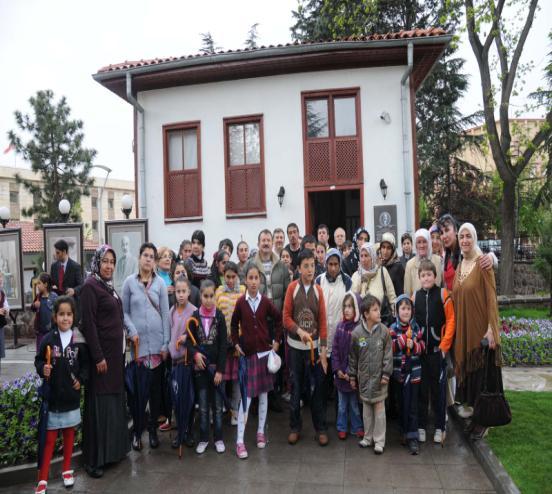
left=58, top=199, right=71, bottom=222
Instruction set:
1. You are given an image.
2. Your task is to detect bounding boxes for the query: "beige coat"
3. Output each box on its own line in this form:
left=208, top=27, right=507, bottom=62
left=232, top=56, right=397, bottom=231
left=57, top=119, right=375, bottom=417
left=403, top=254, right=443, bottom=297
left=351, top=266, right=397, bottom=307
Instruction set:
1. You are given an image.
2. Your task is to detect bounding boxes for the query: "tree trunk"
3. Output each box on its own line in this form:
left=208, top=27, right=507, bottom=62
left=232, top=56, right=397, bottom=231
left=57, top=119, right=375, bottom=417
left=500, top=178, right=516, bottom=294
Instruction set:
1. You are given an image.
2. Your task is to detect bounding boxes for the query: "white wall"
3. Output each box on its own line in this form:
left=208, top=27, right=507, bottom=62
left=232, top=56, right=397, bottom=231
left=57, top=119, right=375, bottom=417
left=138, top=65, right=414, bottom=258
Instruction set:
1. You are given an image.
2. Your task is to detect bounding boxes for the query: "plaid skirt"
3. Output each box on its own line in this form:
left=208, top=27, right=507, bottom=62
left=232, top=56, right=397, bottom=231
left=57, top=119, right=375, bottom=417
left=223, top=351, right=239, bottom=381
left=246, top=354, right=273, bottom=398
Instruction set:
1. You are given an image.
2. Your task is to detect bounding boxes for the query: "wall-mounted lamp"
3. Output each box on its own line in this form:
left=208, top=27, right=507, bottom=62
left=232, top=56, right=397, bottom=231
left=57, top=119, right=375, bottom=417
left=379, top=111, right=391, bottom=124
left=121, top=194, right=134, bottom=219
left=0, top=206, right=10, bottom=228
left=277, top=186, right=285, bottom=207
left=58, top=199, right=71, bottom=222
left=379, top=179, right=388, bottom=200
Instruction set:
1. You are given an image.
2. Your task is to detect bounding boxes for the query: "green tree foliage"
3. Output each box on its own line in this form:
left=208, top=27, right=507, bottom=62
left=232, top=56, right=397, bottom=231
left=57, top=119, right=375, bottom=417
left=199, top=32, right=221, bottom=55
left=291, top=0, right=491, bottom=232
left=245, top=23, right=259, bottom=49
left=8, top=90, right=95, bottom=225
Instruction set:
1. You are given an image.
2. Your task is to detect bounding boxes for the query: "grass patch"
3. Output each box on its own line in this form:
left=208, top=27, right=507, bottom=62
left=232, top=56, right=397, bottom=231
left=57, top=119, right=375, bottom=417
left=499, top=306, right=551, bottom=319
left=486, top=391, right=552, bottom=493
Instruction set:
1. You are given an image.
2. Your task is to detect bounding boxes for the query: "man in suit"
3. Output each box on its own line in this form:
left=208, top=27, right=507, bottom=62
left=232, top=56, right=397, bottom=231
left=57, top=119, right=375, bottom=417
left=50, top=239, right=83, bottom=298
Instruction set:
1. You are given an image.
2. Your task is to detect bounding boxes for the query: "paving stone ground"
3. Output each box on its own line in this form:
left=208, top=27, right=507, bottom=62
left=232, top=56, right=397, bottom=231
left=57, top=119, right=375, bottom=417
left=1, top=341, right=496, bottom=494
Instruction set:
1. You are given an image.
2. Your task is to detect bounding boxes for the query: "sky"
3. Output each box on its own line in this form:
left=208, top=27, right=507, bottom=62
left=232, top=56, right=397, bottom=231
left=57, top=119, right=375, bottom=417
left=0, top=0, right=550, bottom=180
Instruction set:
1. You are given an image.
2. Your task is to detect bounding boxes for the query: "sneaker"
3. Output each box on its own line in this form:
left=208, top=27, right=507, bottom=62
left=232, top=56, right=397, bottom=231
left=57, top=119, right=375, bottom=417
left=281, top=391, right=291, bottom=403
left=62, top=470, right=75, bottom=487
left=457, top=404, right=474, bottom=419
left=418, top=428, right=426, bottom=443
left=374, top=444, right=384, bottom=455
left=195, top=441, right=209, bottom=454
left=338, top=431, right=347, bottom=440
left=35, top=481, right=47, bottom=494
left=434, top=429, right=443, bottom=444
left=230, top=411, right=238, bottom=426
left=408, top=439, right=419, bottom=455
left=236, top=442, right=248, bottom=459
left=215, top=440, right=226, bottom=453
left=358, top=438, right=371, bottom=448
left=256, top=432, right=267, bottom=449
left=159, top=419, right=172, bottom=432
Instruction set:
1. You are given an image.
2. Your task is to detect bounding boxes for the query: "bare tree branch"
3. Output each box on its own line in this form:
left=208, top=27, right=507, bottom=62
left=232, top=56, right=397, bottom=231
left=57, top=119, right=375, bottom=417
left=515, top=109, right=552, bottom=177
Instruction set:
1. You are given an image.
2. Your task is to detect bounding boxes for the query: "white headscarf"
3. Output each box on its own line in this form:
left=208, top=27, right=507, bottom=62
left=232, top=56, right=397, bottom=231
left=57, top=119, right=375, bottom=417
left=458, top=222, right=482, bottom=259
left=414, top=228, right=432, bottom=261
left=359, top=242, right=378, bottom=275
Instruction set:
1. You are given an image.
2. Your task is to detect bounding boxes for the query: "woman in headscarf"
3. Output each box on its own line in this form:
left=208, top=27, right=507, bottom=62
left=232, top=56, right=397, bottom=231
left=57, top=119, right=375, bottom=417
left=80, top=246, right=129, bottom=478
left=342, top=227, right=369, bottom=277
left=453, top=223, right=503, bottom=439
left=351, top=243, right=397, bottom=307
left=378, top=232, right=405, bottom=296
left=403, top=229, right=443, bottom=297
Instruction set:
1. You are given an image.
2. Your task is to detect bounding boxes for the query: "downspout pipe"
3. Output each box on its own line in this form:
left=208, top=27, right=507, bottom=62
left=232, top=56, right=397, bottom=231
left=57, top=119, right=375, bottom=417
left=400, top=42, right=414, bottom=233
left=126, top=72, right=146, bottom=218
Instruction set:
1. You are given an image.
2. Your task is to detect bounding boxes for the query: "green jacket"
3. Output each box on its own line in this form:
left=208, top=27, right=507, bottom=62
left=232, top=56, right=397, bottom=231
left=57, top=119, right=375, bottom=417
left=348, top=320, right=393, bottom=404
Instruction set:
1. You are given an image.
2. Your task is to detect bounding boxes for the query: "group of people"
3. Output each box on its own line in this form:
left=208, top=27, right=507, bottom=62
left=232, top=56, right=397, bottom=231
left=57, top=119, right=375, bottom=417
left=31, top=216, right=504, bottom=494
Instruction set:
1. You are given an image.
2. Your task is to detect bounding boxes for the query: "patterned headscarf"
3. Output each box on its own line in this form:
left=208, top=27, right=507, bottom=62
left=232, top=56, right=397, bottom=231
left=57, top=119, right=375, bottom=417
left=358, top=242, right=378, bottom=276
left=90, top=245, right=117, bottom=295
left=352, top=227, right=370, bottom=261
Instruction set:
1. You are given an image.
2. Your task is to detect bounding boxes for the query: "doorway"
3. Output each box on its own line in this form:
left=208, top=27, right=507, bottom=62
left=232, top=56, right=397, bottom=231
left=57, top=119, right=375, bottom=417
left=305, top=188, right=362, bottom=241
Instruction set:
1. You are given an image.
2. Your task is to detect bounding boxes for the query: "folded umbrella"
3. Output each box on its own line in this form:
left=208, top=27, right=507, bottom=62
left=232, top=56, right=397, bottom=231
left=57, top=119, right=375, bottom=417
left=172, top=341, right=195, bottom=458
left=437, top=353, right=448, bottom=447
left=37, top=345, right=51, bottom=477
left=125, top=340, right=151, bottom=449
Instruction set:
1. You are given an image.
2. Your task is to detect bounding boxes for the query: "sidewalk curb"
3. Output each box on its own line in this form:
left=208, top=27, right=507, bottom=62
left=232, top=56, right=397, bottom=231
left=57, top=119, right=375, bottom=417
left=450, top=408, right=520, bottom=494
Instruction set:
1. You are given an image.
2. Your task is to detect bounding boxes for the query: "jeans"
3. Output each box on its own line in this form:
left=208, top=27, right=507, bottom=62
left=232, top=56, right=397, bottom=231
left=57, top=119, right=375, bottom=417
left=195, top=371, right=223, bottom=442
left=336, top=390, right=363, bottom=433
left=289, top=346, right=327, bottom=433
left=419, top=352, right=445, bottom=431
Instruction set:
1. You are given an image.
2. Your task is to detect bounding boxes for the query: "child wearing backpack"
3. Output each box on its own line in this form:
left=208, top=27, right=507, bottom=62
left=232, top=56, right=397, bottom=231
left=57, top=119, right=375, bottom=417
left=389, top=295, right=424, bottom=454
left=413, top=259, right=455, bottom=444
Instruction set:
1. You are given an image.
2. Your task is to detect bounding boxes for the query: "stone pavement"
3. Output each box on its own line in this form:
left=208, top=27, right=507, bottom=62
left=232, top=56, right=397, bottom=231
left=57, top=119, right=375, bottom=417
left=1, top=396, right=495, bottom=494
left=0, top=339, right=35, bottom=383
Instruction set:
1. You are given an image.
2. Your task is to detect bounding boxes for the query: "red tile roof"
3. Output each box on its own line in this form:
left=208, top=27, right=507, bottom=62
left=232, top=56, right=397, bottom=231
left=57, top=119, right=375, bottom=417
left=97, top=28, right=447, bottom=73
left=4, top=220, right=98, bottom=253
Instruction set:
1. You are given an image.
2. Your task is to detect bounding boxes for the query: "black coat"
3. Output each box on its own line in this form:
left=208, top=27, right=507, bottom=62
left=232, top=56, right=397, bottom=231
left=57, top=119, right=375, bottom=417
left=50, top=258, right=83, bottom=296
left=186, top=309, right=227, bottom=374
left=35, top=328, right=89, bottom=412
left=384, top=258, right=405, bottom=296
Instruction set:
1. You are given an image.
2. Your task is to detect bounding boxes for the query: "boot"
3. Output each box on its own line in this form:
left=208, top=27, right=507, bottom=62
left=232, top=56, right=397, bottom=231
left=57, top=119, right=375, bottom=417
left=149, top=428, right=160, bottom=449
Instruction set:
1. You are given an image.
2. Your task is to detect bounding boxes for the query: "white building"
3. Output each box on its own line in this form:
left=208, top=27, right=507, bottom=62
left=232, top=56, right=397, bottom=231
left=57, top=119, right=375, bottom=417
left=94, top=29, right=450, bottom=253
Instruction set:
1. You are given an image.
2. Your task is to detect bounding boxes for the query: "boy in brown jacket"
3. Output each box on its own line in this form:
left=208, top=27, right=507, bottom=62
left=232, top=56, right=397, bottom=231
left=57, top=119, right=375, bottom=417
left=349, top=294, right=393, bottom=454
left=283, top=249, right=329, bottom=446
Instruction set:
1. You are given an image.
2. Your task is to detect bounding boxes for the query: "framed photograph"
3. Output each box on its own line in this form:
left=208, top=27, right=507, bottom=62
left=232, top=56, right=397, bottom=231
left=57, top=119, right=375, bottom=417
left=105, top=219, right=148, bottom=293
left=0, top=228, right=24, bottom=311
left=373, top=204, right=398, bottom=243
left=43, top=223, right=84, bottom=271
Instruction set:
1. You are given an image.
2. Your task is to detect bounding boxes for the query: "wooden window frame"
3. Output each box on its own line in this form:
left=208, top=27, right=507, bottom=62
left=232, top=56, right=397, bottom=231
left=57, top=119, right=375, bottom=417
left=223, top=114, right=266, bottom=218
left=162, top=121, right=203, bottom=222
left=301, top=87, right=363, bottom=187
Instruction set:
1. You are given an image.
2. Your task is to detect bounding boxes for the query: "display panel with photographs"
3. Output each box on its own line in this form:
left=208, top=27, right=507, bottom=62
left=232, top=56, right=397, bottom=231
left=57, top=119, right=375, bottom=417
left=105, top=219, right=148, bottom=294
left=0, top=228, right=24, bottom=310
left=43, top=223, right=84, bottom=271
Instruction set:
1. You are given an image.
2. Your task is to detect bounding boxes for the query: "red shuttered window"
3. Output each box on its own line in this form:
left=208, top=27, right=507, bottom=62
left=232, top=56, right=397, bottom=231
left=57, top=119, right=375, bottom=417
left=302, top=89, right=363, bottom=187
left=163, top=121, right=202, bottom=221
left=224, top=115, right=266, bottom=217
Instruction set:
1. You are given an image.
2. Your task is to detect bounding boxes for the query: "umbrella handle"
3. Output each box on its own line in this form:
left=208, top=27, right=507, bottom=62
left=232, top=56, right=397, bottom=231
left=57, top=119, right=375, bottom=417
left=133, top=340, right=139, bottom=363
left=307, top=336, right=315, bottom=366
left=186, top=317, right=198, bottom=346
left=45, top=345, right=51, bottom=381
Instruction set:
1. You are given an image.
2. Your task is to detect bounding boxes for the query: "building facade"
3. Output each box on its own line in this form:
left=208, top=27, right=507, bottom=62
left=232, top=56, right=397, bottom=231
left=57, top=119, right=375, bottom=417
left=94, top=29, right=450, bottom=254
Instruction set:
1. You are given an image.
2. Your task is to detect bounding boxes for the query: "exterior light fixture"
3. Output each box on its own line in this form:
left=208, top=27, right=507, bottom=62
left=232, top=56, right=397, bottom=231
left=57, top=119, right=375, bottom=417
left=121, top=194, right=134, bottom=219
left=379, top=179, right=388, bottom=200
left=277, top=186, right=285, bottom=207
left=0, top=206, right=10, bottom=228
left=58, top=199, right=71, bottom=222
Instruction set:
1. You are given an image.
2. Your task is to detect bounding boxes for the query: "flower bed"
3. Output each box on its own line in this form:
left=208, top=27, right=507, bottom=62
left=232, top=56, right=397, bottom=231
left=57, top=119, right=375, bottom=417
left=500, top=317, right=552, bottom=366
left=0, top=372, right=82, bottom=467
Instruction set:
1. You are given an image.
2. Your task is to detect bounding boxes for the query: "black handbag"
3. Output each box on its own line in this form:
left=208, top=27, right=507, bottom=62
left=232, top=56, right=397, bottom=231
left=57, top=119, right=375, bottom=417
left=473, top=348, right=511, bottom=427
left=379, top=267, right=394, bottom=327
